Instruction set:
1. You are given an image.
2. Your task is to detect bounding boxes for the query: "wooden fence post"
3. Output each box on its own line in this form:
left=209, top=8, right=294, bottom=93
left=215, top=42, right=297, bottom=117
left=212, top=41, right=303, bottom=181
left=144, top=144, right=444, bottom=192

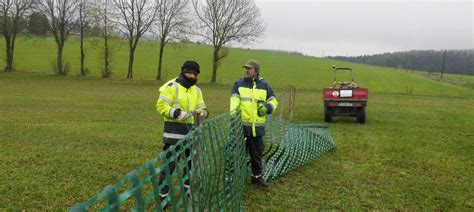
left=279, top=89, right=286, bottom=119
left=289, top=86, right=296, bottom=121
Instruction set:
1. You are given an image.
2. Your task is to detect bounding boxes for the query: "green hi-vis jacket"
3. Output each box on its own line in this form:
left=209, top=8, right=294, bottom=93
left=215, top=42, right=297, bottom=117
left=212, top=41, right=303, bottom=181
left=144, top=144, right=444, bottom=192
left=156, top=78, right=206, bottom=144
left=230, top=77, right=278, bottom=137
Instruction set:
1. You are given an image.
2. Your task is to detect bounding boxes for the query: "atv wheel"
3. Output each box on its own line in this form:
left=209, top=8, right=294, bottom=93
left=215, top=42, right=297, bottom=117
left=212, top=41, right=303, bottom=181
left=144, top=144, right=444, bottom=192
left=356, top=107, right=366, bottom=124
left=324, top=107, right=332, bottom=123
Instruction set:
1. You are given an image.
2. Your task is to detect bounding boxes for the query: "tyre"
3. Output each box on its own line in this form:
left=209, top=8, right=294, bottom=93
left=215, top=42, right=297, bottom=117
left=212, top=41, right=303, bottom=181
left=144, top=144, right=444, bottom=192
left=324, top=107, right=332, bottom=123
left=356, top=107, right=366, bottom=124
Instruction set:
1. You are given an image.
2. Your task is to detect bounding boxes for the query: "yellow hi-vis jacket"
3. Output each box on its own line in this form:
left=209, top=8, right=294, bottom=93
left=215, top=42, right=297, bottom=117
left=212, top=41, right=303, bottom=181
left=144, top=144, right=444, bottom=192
left=230, top=77, right=278, bottom=137
left=156, top=78, right=206, bottom=144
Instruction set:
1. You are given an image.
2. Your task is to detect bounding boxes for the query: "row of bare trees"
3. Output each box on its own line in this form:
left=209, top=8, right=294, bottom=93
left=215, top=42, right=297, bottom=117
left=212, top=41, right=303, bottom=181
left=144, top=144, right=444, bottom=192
left=1, top=0, right=33, bottom=71
left=0, top=0, right=264, bottom=82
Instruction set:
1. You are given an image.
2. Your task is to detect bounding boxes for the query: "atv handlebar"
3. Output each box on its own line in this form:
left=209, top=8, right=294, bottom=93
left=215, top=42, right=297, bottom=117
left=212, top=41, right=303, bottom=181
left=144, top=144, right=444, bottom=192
left=332, top=67, right=354, bottom=82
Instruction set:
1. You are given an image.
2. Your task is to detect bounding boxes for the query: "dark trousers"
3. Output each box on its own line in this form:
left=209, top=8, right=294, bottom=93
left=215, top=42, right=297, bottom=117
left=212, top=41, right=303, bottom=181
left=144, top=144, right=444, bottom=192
left=245, top=135, right=264, bottom=177
left=159, top=142, right=192, bottom=195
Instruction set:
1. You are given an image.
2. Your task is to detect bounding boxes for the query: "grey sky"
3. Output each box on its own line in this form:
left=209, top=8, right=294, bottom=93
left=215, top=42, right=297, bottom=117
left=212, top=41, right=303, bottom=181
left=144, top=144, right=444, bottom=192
left=245, top=0, right=473, bottom=57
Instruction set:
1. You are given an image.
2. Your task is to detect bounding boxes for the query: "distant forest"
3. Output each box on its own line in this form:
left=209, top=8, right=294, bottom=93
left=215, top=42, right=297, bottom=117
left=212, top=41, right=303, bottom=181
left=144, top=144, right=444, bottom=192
left=328, top=50, right=474, bottom=75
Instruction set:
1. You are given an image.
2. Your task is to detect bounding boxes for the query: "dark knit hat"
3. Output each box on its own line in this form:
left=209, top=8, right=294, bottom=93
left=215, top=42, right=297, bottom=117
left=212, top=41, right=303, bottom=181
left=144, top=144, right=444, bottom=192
left=181, top=60, right=200, bottom=74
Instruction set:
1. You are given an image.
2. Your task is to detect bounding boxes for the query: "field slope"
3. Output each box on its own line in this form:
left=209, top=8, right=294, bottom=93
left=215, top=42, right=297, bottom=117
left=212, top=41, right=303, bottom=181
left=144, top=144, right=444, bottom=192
left=0, top=37, right=473, bottom=209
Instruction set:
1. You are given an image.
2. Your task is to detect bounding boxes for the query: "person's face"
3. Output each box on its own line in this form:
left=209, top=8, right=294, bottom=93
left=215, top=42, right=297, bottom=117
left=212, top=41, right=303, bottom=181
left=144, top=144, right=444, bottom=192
left=184, top=72, right=197, bottom=80
left=244, top=66, right=257, bottom=78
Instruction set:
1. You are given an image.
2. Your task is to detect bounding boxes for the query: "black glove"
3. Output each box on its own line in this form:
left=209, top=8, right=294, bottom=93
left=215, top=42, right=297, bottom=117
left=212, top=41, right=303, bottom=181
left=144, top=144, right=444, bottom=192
left=173, top=109, right=182, bottom=118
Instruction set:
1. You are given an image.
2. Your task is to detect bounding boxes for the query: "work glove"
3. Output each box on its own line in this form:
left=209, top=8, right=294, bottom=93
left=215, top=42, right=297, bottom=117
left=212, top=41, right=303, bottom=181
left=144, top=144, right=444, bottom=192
left=196, top=109, right=208, bottom=118
left=257, top=105, right=267, bottom=117
left=177, top=110, right=191, bottom=120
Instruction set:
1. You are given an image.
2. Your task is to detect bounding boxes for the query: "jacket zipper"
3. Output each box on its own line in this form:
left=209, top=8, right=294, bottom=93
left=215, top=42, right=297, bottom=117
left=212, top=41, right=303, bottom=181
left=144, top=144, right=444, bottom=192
left=251, top=81, right=257, bottom=137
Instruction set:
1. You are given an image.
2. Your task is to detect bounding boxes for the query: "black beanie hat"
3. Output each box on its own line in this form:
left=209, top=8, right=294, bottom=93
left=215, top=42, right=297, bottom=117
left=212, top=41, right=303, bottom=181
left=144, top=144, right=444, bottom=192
left=181, top=60, right=200, bottom=74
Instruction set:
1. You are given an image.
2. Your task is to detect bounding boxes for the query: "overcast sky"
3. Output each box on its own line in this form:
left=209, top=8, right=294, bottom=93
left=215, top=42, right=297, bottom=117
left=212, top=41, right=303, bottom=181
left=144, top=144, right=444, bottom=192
left=245, top=0, right=473, bottom=57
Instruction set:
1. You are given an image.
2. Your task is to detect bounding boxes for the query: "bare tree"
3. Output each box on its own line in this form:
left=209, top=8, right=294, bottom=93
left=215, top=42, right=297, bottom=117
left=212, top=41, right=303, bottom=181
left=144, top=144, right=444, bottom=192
left=113, top=0, right=157, bottom=79
left=192, top=0, right=264, bottom=83
left=90, top=0, right=115, bottom=77
left=37, top=0, right=79, bottom=75
left=78, top=0, right=88, bottom=76
left=0, top=0, right=33, bottom=72
left=154, top=0, right=188, bottom=80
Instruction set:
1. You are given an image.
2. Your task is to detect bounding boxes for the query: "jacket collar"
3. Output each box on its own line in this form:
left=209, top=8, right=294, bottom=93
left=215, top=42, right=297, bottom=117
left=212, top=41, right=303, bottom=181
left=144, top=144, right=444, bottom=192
left=244, top=76, right=262, bottom=83
left=176, top=73, right=196, bottom=89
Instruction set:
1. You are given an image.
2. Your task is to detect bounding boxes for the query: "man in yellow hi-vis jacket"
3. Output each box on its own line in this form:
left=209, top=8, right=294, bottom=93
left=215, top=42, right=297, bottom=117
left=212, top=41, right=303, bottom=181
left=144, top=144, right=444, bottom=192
left=156, top=60, right=208, bottom=200
left=230, top=59, right=278, bottom=188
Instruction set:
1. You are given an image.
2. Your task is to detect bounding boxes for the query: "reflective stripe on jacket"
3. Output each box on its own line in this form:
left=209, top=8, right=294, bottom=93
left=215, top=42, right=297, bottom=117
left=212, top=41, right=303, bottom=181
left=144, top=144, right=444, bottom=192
left=230, top=77, right=278, bottom=137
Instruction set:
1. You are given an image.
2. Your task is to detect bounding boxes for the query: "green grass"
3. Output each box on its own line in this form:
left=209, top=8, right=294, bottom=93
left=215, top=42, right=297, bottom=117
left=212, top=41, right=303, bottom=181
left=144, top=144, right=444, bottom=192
left=406, top=69, right=474, bottom=89
left=2, top=36, right=472, bottom=96
left=0, top=37, right=473, bottom=209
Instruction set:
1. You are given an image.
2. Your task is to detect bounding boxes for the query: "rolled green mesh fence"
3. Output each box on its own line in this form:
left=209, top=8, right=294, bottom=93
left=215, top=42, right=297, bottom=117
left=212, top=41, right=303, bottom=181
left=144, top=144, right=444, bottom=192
left=263, top=116, right=336, bottom=181
left=71, top=111, right=335, bottom=211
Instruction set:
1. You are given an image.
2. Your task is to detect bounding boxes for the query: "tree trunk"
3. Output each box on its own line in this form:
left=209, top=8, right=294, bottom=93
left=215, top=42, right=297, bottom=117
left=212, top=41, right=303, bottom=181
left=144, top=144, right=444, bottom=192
left=156, top=41, right=165, bottom=80
left=4, top=36, right=13, bottom=71
left=127, top=47, right=135, bottom=79
left=80, top=28, right=85, bottom=76
left=6, top=46, right=13, bottom=71
left=9, top=35, right=15, bottom=71
left=57, top=43, right=64, bottom=75
left=79, top=1, right=86, bottom=76
left=211, top=47, right=219, bottom=83
left=103, top=35, right=110, bottom=77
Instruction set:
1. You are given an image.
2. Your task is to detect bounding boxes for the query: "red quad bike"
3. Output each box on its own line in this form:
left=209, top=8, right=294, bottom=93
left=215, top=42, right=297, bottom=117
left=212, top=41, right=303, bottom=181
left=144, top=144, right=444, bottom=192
left=323, top=66, right=368, bottom=124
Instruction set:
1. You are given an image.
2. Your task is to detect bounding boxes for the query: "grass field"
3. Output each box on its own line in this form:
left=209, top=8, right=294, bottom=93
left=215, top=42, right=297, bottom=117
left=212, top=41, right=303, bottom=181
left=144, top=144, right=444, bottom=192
left=409, top=70, right=474, bottom=89
left=3, top=36, right=472, bottom=95
left=0, top=37, right=473, bottom=209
